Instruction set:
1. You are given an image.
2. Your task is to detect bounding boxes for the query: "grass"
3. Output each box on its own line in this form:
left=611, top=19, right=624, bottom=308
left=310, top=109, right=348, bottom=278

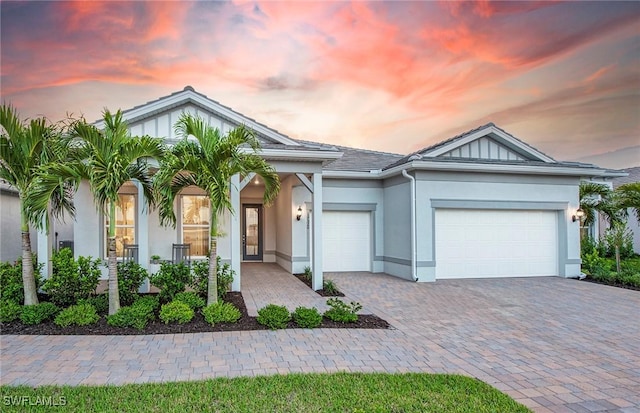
left=0, top=372, right=531, bottom=412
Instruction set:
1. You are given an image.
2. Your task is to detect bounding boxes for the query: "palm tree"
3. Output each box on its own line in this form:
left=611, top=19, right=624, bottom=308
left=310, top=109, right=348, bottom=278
left=63, top=109, right=164, bottom=315
left=616, top=182, right=640, bottom=224
left=0, top=104, right=76, bottom=305
left=154, top=113, right=280, bottom=305
left=578, top=181, right=623, bottom=226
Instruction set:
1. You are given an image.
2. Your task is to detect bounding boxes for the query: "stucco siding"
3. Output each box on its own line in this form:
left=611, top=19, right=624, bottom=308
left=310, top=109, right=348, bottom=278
left=382, top=179, right=412, bottom=279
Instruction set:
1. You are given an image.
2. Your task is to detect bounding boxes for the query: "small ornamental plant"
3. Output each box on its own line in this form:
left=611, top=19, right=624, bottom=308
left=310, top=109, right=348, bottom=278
left=20, top=302, right=60, bottom=325
left=257, top=304, right=291, bottom=330
left=174, top=291, right=206, bottom=310
left=202, top=301, right=241, bottom=325
left=54, top=303, right=100, bottom=327
left=323, top=298, right=362, bottom=323
left=292, top=306, right=322, bottom=328
left=159, top=301, right=194, bottom=324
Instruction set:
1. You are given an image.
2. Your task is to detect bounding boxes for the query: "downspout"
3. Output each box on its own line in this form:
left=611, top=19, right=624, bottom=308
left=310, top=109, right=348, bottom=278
left=401, top=170, right=418, bottom=281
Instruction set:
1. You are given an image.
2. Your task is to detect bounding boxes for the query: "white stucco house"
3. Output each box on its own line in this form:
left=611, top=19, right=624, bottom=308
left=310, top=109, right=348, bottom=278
left=1, top=87, right=624, bottom=290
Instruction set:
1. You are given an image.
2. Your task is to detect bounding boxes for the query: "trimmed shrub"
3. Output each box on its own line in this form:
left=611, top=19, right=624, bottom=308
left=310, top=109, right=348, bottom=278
left=42, top=248, right=101, bottom=307
left=323, top=298, right=362, bottom=323
left=117, top=261, right=148, bottom=306
left=257, top=304, right=290, bottom=330
left=150, top=262, right=192, bottom=303
left=54, top=303, right=100, bottom=327
left=0, top=257, right=43, bottom=304
left=159, top=301, right=194, bottom=324
left=107, top=297, right=158, bottom=330
left=292, top=306, right=322, bottom=328
left=174, top=291, right=206, bottom=310
left=191, top=257, right=235, bottom=299
left=20, top=302, right=60, bottom=325
left=0, top=300, right=22, bottom=323
left=202, top=301, right=241, bottom=325
left=78, top=294, right=109, bottom=314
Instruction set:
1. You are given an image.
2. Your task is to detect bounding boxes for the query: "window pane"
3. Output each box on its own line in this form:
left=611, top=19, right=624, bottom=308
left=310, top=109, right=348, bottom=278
left=105, top=194, right=136, bottom=258
left=182, top=196, right=210, bottom=225
left=183, top=227, right=209, bottom=256
left=181, top=195, right=210, bottom=256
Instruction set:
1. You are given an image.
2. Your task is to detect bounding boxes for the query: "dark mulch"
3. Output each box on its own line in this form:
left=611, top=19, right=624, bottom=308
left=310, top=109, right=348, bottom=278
left=579, top=277, right=640, bottom=291
left=293, top=274, right=345, bottom=297
left=0, top=292, right=390, bottom=335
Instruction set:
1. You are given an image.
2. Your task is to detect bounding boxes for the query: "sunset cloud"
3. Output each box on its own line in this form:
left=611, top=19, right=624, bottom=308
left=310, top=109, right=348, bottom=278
left=1, top=0, right=638, bottom=165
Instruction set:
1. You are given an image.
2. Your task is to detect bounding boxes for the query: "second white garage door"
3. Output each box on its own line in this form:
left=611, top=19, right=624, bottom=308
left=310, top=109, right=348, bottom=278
left=323, top=211, right=371, bottom=272
left=435, top=209, right=558, bottom=279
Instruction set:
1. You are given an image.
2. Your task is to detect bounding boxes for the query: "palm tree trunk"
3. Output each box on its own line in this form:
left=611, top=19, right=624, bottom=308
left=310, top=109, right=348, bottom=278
left=108, top=201, right=120, bottom=315
left=207, top=214, right=218, bottom=305
left=20, top=206, right=39, bottom=305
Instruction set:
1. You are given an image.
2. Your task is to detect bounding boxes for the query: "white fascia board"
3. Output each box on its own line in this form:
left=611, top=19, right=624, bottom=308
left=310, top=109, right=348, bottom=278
left=95, top=90, right=301, bottom=146
left=248, top=148, right=343, bottom=162
left=382, top=161, right=612, bottom=178
left=424, top=125, right=556, bottom=163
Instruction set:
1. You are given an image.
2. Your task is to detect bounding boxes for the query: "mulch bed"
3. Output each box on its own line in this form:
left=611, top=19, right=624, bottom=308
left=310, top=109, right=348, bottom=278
left=293, top=274, right=345, bottom=297
left=579, top=277, right=640, bottom=291
left=0, top=292, right=390, bottom=336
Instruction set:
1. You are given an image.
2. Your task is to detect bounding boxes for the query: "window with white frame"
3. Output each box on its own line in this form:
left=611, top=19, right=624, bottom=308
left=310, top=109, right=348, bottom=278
left=181, top=195, right=210, bottom=257
left=104, top=193, right=136, bottom=257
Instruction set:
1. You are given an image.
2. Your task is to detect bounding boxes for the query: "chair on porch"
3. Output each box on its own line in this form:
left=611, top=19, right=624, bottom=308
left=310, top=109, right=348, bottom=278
left=123, top=243, right=139, bottom=264
left=172, top=243, right=191, bottom=265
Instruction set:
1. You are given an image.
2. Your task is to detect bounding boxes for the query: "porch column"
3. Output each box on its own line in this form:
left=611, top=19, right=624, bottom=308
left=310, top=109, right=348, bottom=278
left=311, top=172, right=323, bottom=290
left=135, top=181, right=150, bottom=292
left=230, top=174, right=241, bottom=291
left=36, top=215, right=52, bottom=279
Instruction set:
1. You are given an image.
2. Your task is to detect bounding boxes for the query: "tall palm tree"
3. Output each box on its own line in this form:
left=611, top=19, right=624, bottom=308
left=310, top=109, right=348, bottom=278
left=39, top=109, right=164, bottom=315
left=0, top=104, right=76, bottom=305
left=154, top=113, right=280, bottom=305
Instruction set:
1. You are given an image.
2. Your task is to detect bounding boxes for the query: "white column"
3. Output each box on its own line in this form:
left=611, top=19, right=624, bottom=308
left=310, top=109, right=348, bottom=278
left=230, top=174, right=241, bottom=291
left=136, top=181, right=150, bottom=292
left=36, top=215, right=52, bottom=279
left=311, top=172, right=323, bottom=290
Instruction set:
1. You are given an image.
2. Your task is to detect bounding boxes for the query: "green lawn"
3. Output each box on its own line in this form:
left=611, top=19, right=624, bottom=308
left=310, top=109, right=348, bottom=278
left=1, top=372, right=530, bottom=412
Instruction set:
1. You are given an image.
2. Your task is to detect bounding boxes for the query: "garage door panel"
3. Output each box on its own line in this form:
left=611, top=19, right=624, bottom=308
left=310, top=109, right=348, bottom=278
left=435, top=209, right=558, bottom=279
left=323, top=211, right=371, bottom=272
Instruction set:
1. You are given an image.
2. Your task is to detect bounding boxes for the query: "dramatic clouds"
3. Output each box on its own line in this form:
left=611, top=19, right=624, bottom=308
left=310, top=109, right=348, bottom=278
left=1, top=1, right=639, bottom=165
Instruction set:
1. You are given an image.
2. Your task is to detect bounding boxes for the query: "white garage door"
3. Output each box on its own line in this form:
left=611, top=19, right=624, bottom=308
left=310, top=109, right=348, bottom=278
left=323, top=211, right=371, bottom=272
left=435, top=209, right=557, bottom=279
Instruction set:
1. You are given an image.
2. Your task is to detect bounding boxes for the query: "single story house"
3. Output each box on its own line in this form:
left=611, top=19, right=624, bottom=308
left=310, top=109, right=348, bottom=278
left=3, top=86, right=624, bottom=290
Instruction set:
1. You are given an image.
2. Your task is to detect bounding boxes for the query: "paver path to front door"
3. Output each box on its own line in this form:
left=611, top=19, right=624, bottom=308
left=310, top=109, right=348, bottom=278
left=2, top=269, right=639, bottom=413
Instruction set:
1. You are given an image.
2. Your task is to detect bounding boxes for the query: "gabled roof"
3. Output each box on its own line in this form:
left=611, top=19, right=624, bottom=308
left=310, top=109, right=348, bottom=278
left=94, top=86, right=302, bottom=147
left=385, top=123, right=556, bottom=170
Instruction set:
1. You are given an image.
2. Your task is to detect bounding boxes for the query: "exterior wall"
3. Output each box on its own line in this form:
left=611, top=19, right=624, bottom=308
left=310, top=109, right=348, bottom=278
left=0, top=190, right=37, bottom=263
left=382, top=176, right=413, bottom=280
left=414, top=171, right=581, bottom=281
left=274, top=175, right=293, bottom=272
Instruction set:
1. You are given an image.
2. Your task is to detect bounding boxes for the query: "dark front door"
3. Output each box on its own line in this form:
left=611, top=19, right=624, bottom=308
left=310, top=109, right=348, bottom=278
left=242, top=204, right=262, bottom=261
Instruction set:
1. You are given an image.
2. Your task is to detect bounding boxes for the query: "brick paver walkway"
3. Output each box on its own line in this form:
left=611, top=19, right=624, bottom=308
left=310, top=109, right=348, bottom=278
left=2, top=267, right=639, bottom=413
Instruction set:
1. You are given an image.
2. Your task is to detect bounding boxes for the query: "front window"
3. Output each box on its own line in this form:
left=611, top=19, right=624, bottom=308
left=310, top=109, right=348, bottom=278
left=181, top=195, right=210, bottom=257
left=105, top=194, right=136, bottom=257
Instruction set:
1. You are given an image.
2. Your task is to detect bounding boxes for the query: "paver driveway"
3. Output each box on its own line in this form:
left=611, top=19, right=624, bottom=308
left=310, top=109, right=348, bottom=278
left=1, top=267, right=639, bottom=413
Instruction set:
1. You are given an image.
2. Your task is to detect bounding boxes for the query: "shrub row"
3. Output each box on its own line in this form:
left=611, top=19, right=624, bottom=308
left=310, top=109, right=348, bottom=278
left=256, top=298, right=363, bottom=330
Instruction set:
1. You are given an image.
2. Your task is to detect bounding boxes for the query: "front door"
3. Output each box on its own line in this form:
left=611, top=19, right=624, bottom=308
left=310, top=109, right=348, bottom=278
left=242, top=204, right=263, bottom=261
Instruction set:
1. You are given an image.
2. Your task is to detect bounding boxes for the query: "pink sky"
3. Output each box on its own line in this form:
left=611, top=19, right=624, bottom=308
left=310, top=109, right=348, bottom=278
left=1, top=1, right=639, bottom=167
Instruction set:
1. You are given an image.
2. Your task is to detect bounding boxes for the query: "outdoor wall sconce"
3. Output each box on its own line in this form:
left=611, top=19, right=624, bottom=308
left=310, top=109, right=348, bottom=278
left=572, top=208, right=585, bottom=222
left=296, top=206, right=303, bottom=221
